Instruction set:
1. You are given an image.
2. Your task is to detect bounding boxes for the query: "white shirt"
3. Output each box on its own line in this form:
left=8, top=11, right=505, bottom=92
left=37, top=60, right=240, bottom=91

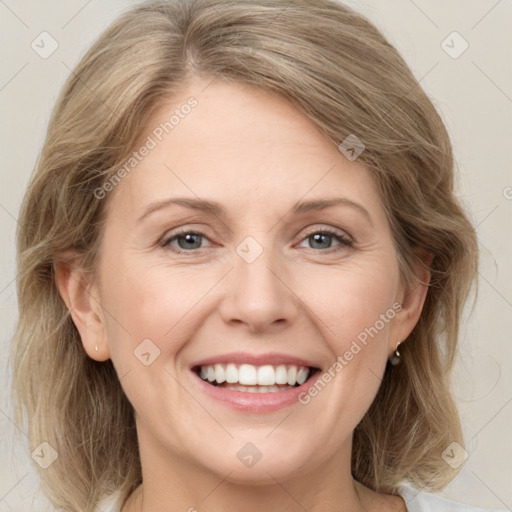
left=98, top=483, right=508, bottom=512
left=397, top=484, right=508, bottom=511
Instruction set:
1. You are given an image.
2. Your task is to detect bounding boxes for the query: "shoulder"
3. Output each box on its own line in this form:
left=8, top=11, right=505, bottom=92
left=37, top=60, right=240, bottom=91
left=398, top=484, right=508, bottom=512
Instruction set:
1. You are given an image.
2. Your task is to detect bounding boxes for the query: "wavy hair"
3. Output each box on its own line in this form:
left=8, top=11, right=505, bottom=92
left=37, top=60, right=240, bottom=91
left=10, top=0, right=478, bottom=510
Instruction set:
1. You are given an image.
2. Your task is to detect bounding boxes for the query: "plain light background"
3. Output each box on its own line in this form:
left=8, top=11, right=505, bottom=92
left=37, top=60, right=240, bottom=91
left=0, top=0, right=511, bottom=510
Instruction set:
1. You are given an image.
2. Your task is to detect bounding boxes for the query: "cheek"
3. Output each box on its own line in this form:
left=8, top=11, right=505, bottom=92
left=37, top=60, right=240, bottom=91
left=304, top=260, right=399, bottom=348
left=97, top=257, right=195, bottom=420
left=98, top=252, right=218, bottom=366
left=301, top=262, right=397, bottom=408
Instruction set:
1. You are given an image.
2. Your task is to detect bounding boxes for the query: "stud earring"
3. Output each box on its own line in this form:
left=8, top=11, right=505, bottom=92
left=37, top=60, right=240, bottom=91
left=94, top=345, right=99, bottom=352
left=389, top=341, right=402, bottom=366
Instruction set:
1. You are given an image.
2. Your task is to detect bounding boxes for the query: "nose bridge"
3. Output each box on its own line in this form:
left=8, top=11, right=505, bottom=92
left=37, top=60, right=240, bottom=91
left=219, top=234, right=297, bottom=332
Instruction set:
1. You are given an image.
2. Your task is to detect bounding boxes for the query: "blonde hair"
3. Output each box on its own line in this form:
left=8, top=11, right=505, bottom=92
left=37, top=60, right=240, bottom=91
left=10, top=0, right=478, bottom=509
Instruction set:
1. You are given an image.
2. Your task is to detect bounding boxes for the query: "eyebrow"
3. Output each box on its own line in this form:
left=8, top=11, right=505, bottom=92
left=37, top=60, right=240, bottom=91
left=136, top=196, right=374, bottom=226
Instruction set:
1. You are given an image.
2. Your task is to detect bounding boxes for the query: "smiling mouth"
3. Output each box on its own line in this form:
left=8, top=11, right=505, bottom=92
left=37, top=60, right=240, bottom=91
left=193, top=363, right=320, bottom=393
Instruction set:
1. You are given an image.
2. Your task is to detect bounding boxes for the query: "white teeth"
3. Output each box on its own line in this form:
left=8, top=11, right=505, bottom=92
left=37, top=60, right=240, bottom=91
left=287, top=366, right=297, bottom=386
left=214, top=383, right=294, bottom=393
left=275, top=365, right=288, bottom=385
left=214, top=364, right=226, bottom=384
left=257, top=365, right=275, bottom=386
left=239, top=364, right=258, bottom=385
left=296, top=367, right=309, bottom=385
left=197, top=363, right=314, bottom=389
left=225, top=363, right=238, bottom=383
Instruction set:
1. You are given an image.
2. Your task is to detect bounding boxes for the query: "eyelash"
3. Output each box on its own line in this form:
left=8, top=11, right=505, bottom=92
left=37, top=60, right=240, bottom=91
left=160, top=227, right=353, bottom=255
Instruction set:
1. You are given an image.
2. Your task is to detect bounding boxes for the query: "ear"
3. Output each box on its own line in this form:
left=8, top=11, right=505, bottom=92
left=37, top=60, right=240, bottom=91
left=389, top=248, right=433, bottom=355
left=54, top=250, right=110, bottom=361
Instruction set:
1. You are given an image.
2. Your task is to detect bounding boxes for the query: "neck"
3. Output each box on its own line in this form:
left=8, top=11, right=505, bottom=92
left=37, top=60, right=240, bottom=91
left=122, top=432, right=367, bottom=512
left=124, top=480, right=368, bottom=512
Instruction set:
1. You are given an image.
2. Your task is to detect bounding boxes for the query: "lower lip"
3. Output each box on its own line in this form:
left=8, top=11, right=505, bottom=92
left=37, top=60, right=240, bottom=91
left=191, top=370, right=322, bottom=413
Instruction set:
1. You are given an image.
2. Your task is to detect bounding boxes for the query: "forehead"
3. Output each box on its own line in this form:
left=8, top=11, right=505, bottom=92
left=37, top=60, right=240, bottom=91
left=105, top=77, right=383, bottom=221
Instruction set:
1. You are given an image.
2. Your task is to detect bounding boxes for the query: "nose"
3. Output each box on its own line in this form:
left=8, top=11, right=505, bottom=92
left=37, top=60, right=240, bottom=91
left=218, top=243, right=299, bottom=334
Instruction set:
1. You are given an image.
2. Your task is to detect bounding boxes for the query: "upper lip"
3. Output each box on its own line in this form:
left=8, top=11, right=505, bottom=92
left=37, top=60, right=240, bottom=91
left=191, top=352, right=321, bottom=369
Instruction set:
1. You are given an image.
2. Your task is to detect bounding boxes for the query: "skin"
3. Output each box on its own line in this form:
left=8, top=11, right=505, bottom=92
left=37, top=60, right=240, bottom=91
left=56, top=76, right=430, bottom=512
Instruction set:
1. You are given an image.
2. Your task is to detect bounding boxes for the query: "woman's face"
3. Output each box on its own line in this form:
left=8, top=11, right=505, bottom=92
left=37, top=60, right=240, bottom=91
left=73, top=77, right=427, bottom=485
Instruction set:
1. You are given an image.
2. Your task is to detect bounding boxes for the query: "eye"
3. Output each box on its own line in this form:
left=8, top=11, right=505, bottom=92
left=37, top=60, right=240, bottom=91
left=161, top=229, right=212, bottom=253
left=297, top=228, right=353, bottom=253
left=160, top=227, right=353, bottom=255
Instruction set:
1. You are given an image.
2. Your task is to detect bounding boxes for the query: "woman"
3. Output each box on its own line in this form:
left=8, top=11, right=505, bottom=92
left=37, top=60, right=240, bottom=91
left=9, top=0, right=506, bottom=511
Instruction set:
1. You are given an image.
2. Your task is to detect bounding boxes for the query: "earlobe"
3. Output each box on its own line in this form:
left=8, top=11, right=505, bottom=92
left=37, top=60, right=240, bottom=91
left=54, top=250, right=110, bottom=361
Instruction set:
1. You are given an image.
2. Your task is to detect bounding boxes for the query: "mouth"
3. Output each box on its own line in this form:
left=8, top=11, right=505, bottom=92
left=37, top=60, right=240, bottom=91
left=192, top=363, right=321, bottom=393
